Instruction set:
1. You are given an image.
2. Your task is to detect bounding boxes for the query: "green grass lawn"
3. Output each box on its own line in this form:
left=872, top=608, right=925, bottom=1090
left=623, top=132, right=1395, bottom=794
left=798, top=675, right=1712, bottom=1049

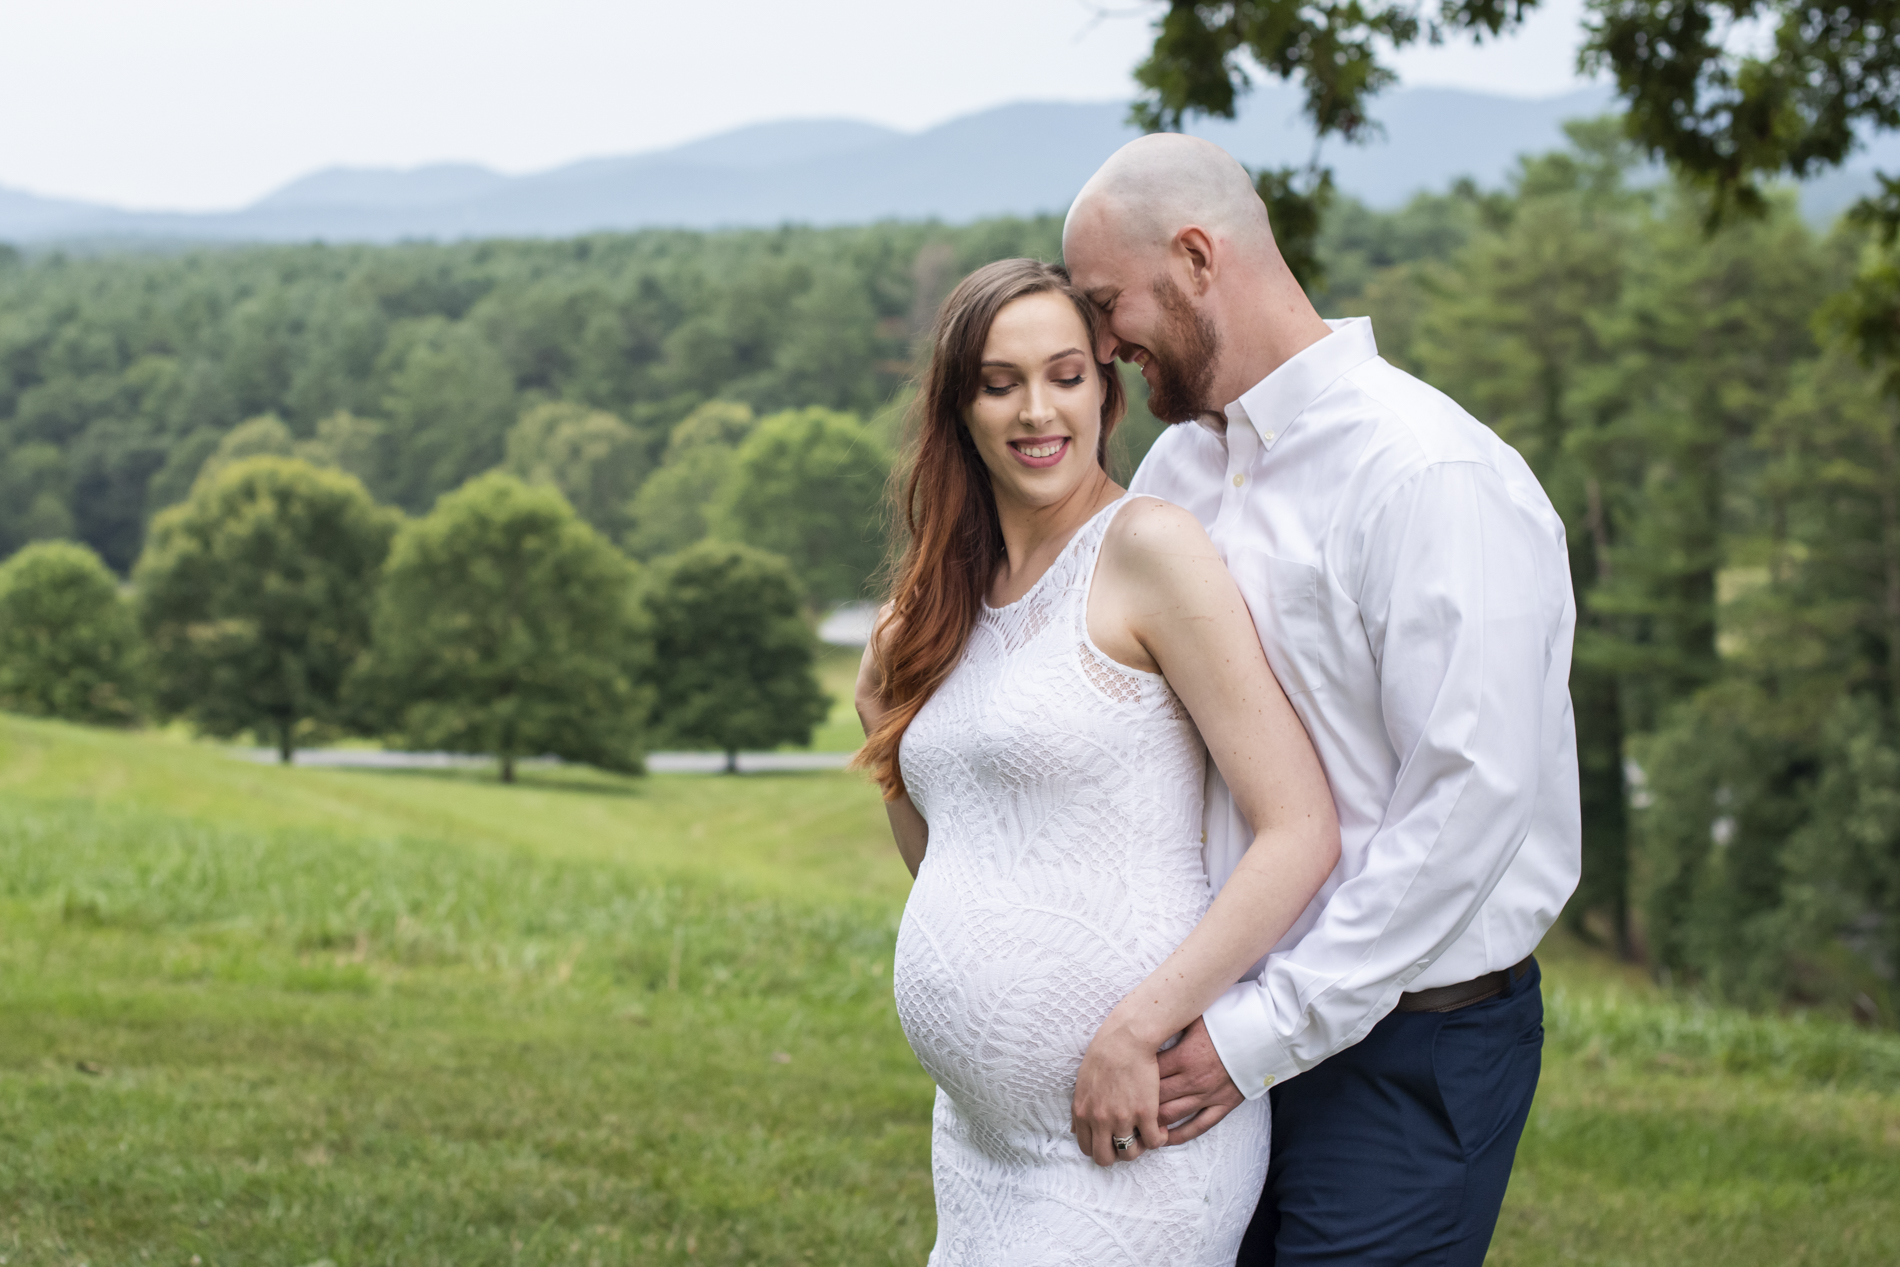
left=2, top=714, right=1896, bottom=1265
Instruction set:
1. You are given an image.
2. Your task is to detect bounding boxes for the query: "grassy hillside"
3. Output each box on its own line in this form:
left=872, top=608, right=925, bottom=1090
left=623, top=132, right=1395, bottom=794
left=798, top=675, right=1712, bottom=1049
left=2, top=714, right=1896, bottom=1265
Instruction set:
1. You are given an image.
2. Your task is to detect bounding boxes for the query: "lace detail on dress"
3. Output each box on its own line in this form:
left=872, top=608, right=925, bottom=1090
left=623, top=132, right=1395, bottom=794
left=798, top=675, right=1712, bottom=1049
left=1079, top=641, right=1144, bottom=706
left=894, top=493, right=1269, bottom=1266
left=998, top=592, right=1055, bottom=652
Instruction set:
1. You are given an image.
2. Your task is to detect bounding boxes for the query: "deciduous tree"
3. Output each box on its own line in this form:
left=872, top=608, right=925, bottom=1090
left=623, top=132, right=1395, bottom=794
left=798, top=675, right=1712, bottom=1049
left=297, top=411, right=393, bottom=498
left=0, top=541, right=141, bottom=725
left=135, top=457, right=401, bottom=762
left=712, top=407, right=889, bottom=605
left=357, top=472, right=650, bottom=782
left=502, top=401, right=649, bottom=540
left=624, top=401, right=754, bottom=560
left=1635, top=347, right=1900, bottom=1007
left=191, top=414, right=295, bottom=490
left=643, top=542, right=828, bottom=773
left=376, top=317, right=517, bottom=512
left=0, top=444, right=74, bottom=557
left=1128, top=0, right=1900, bottom=282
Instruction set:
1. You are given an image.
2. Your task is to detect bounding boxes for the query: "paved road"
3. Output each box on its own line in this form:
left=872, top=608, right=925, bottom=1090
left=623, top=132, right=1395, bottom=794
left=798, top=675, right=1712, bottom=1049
left=645, top=751, right=853, bottom=773
left=227, top=747, right=853, bottom=772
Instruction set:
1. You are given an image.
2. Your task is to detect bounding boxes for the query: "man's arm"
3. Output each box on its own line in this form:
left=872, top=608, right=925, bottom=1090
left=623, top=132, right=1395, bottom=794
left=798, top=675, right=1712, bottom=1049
left=1163, top=458, right=1573, bottom=1133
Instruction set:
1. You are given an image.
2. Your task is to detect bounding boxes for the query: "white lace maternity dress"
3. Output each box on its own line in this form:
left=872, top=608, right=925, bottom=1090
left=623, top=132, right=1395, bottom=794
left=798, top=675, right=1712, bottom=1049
left=893, top=493, right=1270, bottom=1266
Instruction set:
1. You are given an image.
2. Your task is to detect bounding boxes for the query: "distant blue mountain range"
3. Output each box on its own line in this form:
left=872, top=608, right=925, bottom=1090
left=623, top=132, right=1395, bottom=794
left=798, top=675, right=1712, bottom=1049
left=3, top=86, right=1892, bottom=246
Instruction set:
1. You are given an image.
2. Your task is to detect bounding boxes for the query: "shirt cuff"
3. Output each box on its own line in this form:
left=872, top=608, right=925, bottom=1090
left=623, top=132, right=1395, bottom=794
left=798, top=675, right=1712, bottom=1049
left=1202, top=978, right=1302, bottom=1100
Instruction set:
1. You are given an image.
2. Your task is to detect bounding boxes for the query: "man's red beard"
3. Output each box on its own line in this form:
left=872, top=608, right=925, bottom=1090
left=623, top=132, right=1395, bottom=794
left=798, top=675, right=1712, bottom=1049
left=1141, top=275, right=1223, bottom=425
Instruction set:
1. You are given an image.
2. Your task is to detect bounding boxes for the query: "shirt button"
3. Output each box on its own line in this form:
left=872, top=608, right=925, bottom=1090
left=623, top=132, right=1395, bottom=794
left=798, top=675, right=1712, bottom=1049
left=1262, top=431, right=1276, bottom=443
left=1262, top=1074, right=1275, bottom=1087
left=1232, top=473, right=1245, bottom=487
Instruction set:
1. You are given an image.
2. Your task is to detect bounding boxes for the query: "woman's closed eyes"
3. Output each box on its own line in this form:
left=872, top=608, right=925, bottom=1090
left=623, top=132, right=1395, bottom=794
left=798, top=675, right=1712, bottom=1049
left=982, top=372, right=1089, bottom=397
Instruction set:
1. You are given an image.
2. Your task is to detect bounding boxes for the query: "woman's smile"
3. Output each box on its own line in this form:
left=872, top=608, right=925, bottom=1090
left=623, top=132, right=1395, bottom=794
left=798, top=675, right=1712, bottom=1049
left=963, top=288, right=1120, bottom=516
left=1009, top=436, right=1071, bottom=467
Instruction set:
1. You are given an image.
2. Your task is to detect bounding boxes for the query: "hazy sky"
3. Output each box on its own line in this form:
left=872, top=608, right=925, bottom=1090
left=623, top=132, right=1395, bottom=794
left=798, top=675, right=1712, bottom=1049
left=2, top=0, right=1599, bottom=211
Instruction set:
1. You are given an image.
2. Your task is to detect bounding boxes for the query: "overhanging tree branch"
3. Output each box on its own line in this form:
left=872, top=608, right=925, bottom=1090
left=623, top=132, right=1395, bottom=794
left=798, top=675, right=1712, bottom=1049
left=1128, top=0, right=1900, bottom=254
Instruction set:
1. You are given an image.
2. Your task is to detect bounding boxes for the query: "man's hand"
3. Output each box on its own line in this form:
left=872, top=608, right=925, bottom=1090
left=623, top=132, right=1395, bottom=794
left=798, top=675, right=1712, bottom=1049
left=1156, top=1016, right=1245, bottom=1145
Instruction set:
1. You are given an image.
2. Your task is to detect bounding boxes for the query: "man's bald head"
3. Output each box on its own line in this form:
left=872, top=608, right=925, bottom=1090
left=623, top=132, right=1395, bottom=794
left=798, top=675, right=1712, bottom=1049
left=1061, top=133, right=1329, bottom=425
left=1064, top=133, right=1277, bottom=264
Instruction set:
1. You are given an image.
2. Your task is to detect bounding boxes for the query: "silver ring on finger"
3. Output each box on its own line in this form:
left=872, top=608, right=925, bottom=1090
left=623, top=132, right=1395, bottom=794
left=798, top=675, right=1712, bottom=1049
left=1112, top=1132, right=1138, bottom=1152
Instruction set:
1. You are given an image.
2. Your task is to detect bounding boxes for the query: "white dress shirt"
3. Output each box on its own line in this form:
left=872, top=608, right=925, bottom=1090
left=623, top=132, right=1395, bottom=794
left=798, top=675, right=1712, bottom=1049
left=1129, top=317, right=1580, bottom=1098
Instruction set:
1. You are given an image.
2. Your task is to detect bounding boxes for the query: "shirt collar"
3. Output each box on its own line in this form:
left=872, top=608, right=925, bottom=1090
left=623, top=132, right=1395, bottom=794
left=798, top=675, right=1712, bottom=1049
left=1203, top=317, right=1379, bottom=442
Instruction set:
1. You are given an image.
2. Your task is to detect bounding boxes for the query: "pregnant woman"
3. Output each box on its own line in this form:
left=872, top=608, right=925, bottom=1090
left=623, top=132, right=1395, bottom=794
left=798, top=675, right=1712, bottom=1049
left=853, top=258, right=1340, bottom=1264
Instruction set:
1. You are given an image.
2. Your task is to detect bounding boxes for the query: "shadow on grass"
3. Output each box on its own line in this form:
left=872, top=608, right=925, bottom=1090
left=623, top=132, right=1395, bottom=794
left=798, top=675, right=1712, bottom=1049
left=334, top=763, right=652, bottom=798
left=653, top=768, right=846, bottom=781
left=335, top=761, right=849, bottom=796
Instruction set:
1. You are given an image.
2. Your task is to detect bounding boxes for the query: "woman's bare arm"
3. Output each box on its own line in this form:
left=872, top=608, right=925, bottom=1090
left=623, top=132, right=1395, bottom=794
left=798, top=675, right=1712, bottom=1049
left=854, top=614, right=929, bottom=878
left=1070, top=499, right=1341, bottom=1166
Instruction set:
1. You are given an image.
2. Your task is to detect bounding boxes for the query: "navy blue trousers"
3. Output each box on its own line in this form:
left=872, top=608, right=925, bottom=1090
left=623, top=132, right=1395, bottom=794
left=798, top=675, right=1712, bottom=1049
left=1237, top=958, right=1543, bottom=1266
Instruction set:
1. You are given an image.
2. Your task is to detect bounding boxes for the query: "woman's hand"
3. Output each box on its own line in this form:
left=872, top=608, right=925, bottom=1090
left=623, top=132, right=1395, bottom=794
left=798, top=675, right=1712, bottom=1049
left=1070, top=1011, right=1166, bottom=1167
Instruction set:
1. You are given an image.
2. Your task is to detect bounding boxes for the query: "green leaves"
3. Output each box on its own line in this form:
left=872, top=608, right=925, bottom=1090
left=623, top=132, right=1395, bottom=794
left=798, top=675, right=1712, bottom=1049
left=710, top=407, right=891, bottom=606
left=1127, top=0, right=1513, bottom=289
left=0, top=443, right=74, bottom=557
left=1128, top=0, right=1898, bottom=309
left=133, top=457, right=401, bottom=761
left=502, top=401, right=650, bottom=540
left=1131, top=1, right=1427, bottom=141
left=0, top=221, right=1070, bottom=575
left=357, top=472, right=651, bottom=781
left=376, top=316, right=518, bottom=511
left=1580, top=0, right=1900, bottom=221
left=1384, top=131, right=1889, bottom=987
left=625, top=401, right=756, bottom=561
left=89, top=433, right=841, bottom=782
left=1252, top=165, right=1336, bottom=292
left=627, top=402, right=891, bottom=605
left=0, top=541, right=142, bottom=726
left=642, top=542, right=829, bottom=764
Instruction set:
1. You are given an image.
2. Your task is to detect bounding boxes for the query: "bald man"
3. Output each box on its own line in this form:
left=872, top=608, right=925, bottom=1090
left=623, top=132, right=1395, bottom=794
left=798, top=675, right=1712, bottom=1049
left=1064, top=135, right=1580, bottom=1266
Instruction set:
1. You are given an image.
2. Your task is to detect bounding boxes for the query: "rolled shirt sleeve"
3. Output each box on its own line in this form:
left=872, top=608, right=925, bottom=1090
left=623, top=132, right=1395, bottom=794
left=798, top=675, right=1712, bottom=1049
left=1201, top=459, right=1572, bottom=1095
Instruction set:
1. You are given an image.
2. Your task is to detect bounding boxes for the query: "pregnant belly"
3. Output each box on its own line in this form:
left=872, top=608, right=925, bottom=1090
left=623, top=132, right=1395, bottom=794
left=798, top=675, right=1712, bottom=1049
left=892, top=867, right=1196, bottom=1139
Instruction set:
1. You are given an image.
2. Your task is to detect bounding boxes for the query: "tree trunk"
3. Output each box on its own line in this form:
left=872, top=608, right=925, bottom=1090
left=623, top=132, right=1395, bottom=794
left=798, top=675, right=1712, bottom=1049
left=725, top=749, right=739, bottom=774
left=501, top=752, right=516, bottom=783
left=1585, top=477, right=1613, bottom=582
left=1880, top=430, right=1900, bottom=719
left=1569, top=470, right=1632, bottom=958
left=1569, top=665, right=1632, bottom=958
left=277, top=722, right=294, bottom=766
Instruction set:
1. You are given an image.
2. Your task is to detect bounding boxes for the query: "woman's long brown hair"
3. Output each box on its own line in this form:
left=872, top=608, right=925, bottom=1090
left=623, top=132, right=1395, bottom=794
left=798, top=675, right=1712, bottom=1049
left=854, top=258, right=1126, bottom=800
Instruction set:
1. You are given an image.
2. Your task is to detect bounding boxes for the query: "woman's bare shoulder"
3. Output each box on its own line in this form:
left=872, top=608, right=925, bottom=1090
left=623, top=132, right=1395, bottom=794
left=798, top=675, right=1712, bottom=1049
left=1101, top=495, right=1220, bottom=575
left=867, top=600, right=901, bottom=649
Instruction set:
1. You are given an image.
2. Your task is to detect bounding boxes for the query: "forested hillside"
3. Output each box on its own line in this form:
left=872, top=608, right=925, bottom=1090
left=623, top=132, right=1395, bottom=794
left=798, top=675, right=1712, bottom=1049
left=3, top=122, right=1899, bottom=1024
left=0, top=192, right=1491, bottom=579
left=0, top=217, right=1084, bottom=573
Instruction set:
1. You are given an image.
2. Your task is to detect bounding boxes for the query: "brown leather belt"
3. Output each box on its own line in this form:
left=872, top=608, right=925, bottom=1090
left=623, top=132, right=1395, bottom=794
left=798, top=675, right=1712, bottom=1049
left=1395, top=956, right=1534, bottom=1014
